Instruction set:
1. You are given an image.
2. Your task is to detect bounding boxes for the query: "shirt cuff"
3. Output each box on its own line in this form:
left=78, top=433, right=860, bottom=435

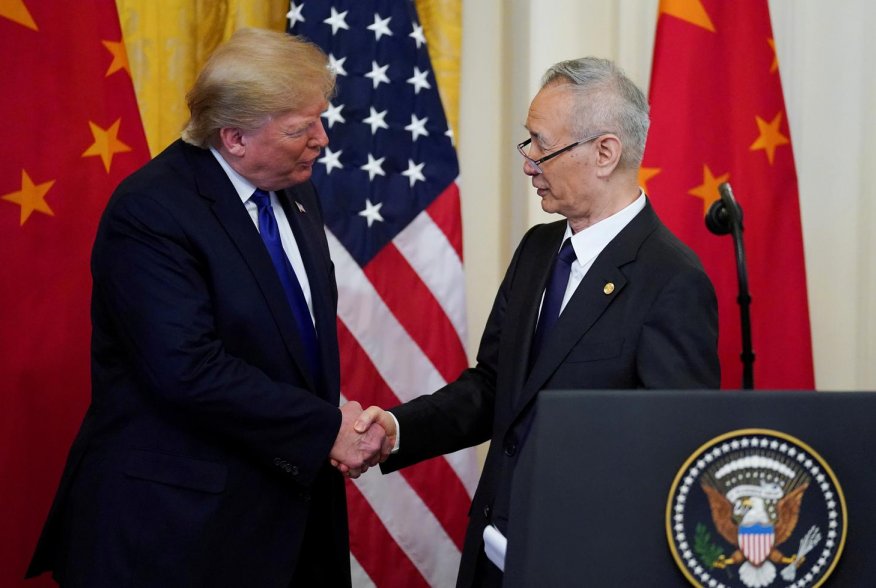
left=388, top=411, right=400, bottom=454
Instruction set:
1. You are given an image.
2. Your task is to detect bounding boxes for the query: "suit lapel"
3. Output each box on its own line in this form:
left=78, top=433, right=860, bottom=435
left=514, top=201, right=660, bottom=416
left=184, top=143, right=321, bottom=392
left=277, top=186, right=340, bottom=401
left=501, top=222, right=566, bottom=411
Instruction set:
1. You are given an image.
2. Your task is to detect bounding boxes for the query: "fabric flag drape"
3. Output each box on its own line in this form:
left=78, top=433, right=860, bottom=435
left=643, top=0, right=814, bottom=389
left=289, top=2, right=479, bottom=586
left=0, top=1, right=151, bottom=585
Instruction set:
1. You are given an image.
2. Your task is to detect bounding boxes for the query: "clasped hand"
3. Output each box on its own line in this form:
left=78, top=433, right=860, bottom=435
left=329, top=401, right=396, bottom=478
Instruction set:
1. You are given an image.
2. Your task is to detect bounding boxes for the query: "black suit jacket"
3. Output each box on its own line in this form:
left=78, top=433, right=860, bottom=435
left=28, top=140, right=351, bottom=587
left=382, top=199, right=720, bottom=588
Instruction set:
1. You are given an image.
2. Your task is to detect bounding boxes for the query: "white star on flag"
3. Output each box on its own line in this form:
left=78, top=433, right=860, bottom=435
left=360, top=154, right=386, bottom=181
left=287, top=4, right=305, bottom=25
left=407, top=66, right=431, bottom=94
left=410, top=22, right=426, bottom=48
left=367, top=13, right=393, bottom=41
left=328, top=54, right=347, bottom=76
left=321, top=103, right=346, bottom=128
left=365, top=60, right=391, bottom=89
left=405, top=114, right=429, bottom=142
left=323, top=7, right=349, bottom=35
left=318, top=146, right=343, bottom=174
left=358, top=198, right=384, bottom=227
left=362, top=107, right=389, bottom=135
left=401, top=159, right=426, bottom=187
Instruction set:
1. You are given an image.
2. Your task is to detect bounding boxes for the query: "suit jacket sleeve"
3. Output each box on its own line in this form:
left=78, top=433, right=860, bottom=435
left=636, top=259, right=720, bottom=388
left=380, top=225, right=544, bottom=472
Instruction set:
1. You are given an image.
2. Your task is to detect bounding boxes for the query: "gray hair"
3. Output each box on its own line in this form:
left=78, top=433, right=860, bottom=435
left=541, top=57, right=649, bottom=168
left=182, top=28, right=335, bottom=148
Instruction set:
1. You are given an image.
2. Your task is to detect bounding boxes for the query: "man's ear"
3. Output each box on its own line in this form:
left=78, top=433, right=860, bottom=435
left=219, top=127, right=246, bottom=157
left=594, top=134, right=622, bottom=178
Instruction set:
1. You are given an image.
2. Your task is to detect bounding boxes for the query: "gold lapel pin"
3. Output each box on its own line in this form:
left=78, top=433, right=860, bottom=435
left=603, top=282, right=615, bottom=295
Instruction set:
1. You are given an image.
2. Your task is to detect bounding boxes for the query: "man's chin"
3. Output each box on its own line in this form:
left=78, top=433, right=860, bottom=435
left=539, top=197, right=557, bottom=215
left=288, top=169, right=314, bottom=187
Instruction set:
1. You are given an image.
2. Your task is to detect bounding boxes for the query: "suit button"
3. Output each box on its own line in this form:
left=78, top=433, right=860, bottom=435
left=273, top=457, right=282, bottom=466
left=283, top=464, right=292, bottom=473
left=503, top=440, right=517, bottom=456
left=289, top=465, right=299, bottom=476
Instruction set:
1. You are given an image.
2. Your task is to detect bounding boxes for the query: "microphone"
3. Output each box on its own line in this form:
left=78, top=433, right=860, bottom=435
left=703, top=180, right=755, bottom=389
left=706, top=182, right=743, bottom=235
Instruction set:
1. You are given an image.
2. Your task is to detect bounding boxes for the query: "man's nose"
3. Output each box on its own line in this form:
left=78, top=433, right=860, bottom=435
left=523, top=158, right=541, bottom=176
left=311, top=120, right=329, bottom=148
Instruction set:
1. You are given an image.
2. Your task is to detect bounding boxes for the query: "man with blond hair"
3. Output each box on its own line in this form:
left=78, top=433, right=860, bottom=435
left=28, top=29, right=389, bottom=587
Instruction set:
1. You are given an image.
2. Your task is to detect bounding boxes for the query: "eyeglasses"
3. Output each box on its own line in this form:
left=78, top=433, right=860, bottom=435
left=517, top=132, right=611, bottom=174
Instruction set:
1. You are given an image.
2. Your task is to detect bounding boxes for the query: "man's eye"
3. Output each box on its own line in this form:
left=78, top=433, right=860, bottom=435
left=285, top=122, right=314, bottom=138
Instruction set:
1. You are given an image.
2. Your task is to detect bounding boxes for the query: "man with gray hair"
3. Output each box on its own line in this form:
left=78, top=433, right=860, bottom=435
left=27, top=28, right=390, bottom=587
left=358, top=56, right=720, bottom=587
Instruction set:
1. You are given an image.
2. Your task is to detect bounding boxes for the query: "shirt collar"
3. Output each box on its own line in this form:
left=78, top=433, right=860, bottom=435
left=564, top=190, right=647, bottom=265
left=210, top=146, right=259, bottom=205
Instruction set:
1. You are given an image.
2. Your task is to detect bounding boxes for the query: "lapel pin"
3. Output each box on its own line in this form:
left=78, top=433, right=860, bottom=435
left=603, top=282, right=615, bottom=295
left=296, top=201, right=306, bottom=213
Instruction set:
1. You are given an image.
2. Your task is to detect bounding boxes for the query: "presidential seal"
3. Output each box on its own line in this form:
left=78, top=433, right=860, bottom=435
left=666, top=429, right=846, bottom=588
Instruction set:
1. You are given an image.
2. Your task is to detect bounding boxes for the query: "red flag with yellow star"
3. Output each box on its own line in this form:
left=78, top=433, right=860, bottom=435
left=0, top=1, right=149, bottom=584
left=642, top=0, right=814, bottom=389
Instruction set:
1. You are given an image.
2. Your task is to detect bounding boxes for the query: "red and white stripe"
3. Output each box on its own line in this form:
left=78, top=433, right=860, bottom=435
left=330, top=184, right=480, bottom=587
left=739, top=529, right=774, bottom=566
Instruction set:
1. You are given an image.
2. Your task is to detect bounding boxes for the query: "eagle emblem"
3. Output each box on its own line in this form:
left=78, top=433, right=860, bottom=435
left=667, top=430, right=846, bottom=588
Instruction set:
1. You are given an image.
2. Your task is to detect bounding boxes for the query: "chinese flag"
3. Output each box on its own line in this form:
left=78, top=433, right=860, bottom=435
left=0, top=2, right=150, bottom=584
left=643, top=0, right=814, bottom=389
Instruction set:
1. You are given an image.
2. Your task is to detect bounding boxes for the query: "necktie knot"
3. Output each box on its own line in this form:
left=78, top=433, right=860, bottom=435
left=252, top=189, right=279, bottom=241
left=251, top=188, right=271, bottom=209
left=557, top=238, right=576, bottom=266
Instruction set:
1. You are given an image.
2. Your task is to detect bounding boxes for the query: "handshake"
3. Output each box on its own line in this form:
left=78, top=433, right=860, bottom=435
left=329, top=401, right=396, bottom=478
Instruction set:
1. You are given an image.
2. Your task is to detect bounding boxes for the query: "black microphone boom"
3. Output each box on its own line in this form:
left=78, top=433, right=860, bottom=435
left=705, top=181, right=755, bottom=389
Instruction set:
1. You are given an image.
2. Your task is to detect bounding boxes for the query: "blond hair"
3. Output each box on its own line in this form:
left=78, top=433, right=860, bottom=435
left=182, top=28, right=335, bottom=148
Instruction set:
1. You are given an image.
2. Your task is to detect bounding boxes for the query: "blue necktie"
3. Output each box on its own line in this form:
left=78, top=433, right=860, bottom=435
left=531, top=238, right=576, bottom=360
left=251, top=189, right=321, bottom=386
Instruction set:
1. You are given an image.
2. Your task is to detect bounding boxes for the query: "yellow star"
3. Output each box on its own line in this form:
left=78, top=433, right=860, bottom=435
left=638, top=167, right=661, bottom=194
left=750, top=112, right=790, bottom=165
left=2, top=170, right=55, bottom=225
left=82, top=118, right=132, bottom=172
left=0, top=0, right=38, bottom=30
left=102, top=39, right=131, bottom=77
left=658, top=0, right=715, bottom=32
left=768, top=38, right=779, bottom=73
left=688, top=165, right=729, bottom=214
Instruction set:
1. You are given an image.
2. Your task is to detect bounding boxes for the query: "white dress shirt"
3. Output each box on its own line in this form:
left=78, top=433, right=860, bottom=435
left=547, top=191, right=647, bottom=317
left=210, top=148, right=315, bottom=324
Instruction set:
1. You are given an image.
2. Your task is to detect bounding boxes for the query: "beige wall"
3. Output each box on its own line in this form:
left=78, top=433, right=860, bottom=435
left=458, top=0, right=876, bottom=391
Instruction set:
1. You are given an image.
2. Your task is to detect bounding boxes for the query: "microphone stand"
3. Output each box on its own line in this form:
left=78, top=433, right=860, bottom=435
left=705, top=182, right=754, bottom=389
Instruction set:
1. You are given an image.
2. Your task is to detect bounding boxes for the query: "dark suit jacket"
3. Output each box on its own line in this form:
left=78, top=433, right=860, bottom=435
left=27, top=140, right=351, bottom=587
left=381, top=199, right=720, bottom=588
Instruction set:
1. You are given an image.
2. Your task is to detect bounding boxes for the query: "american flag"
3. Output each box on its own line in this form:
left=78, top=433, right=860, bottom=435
left=288, top=2, right=479, bottom=586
